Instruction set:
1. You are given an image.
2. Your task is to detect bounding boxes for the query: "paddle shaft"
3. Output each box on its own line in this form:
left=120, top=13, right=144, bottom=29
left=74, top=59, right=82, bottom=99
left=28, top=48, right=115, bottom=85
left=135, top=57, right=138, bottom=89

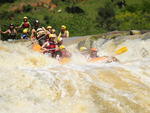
left=27, top=34, right=47, bottom=47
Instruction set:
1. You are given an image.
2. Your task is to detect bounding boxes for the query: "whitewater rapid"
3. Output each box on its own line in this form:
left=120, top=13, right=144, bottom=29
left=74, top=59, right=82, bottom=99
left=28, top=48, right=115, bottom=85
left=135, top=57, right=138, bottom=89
left=0, top=34, right=150, bottom=113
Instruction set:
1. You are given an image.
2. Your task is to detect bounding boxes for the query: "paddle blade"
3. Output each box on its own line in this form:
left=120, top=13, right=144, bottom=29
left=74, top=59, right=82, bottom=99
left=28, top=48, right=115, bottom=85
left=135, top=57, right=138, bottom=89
left=32, top=44, right=42, bottom=52
left=115, top=47, right=128, bottom=55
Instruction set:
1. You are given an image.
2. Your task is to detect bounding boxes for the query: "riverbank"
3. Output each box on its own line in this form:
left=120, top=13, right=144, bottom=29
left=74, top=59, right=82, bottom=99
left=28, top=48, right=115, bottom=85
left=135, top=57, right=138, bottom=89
left=0, top=0, right=150, bottom=36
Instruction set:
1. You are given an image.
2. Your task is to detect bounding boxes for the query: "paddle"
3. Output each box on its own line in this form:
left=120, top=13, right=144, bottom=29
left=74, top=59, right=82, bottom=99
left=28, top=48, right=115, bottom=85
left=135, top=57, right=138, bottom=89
left=32, top=44, right=42, bottom=52
left=115, top=46, right=128, bottom=55
left=89, top=47, right=128, bottom=62
left=27, top=27, right=48, bottom=47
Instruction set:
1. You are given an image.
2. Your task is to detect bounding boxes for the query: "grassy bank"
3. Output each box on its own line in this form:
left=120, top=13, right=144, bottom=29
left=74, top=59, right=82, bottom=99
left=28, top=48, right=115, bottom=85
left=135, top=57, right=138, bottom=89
left=0, top=0, right=150, bottom=37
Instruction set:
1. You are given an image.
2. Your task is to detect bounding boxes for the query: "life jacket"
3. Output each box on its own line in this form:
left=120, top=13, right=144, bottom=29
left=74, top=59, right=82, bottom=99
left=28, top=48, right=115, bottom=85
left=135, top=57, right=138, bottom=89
left=22, top=22, right=30, bottom=28
left=37, top=28, right=45, bottom=38
left=46, top=41, right=57, bottom=53
left=60, top=30, right=69, bottom=38
left=90, top=52, right=98, bottom=58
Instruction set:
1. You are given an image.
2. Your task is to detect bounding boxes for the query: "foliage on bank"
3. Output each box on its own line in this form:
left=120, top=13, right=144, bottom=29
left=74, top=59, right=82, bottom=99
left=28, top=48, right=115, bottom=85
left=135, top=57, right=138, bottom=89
left=0, top=0, right=149, bottom=37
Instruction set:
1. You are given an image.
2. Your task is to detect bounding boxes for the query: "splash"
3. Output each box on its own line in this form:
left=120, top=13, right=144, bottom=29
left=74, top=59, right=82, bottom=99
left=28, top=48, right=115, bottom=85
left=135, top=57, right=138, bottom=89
left=0, top=34, right=150, bottom=113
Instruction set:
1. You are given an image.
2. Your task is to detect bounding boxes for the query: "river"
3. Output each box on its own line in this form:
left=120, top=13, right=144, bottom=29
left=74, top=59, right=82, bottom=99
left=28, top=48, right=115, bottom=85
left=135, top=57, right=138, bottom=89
left=0, top=34, right=150, bottom=113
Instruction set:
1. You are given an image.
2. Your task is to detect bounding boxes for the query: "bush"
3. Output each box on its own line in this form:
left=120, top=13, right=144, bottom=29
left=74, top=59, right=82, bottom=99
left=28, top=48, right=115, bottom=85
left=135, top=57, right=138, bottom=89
left=126, top=0, right=150, bottom=13
left=65, top=6, right=84, bottom=14
left=44, top=16, right=50, bottom=25
left=141, top=0, right=150, bottom=13
left=42, top=14, right=99, bottom=36
left=115, top=11, right=150, bottom=30
left=66, top=14, right=99, bottom=36
left=52, top=0, right=66, bottom=5
left=126, top=4, right=139, bottom=12
left=116, top=0, right=126, bottom=9
left=0, top=0, right=16, bottom=4
left=0, top=11, right=15, bottom=19
left=96, top=2, right=117, bottom=31
left=23, top=5, right=33, bottom=12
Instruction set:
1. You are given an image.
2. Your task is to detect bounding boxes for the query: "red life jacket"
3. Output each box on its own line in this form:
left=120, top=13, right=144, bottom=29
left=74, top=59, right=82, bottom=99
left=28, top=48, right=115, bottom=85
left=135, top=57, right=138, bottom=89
left=23, top=22, right=30, bottom=28
left=46, top=41, right=57, bottom=53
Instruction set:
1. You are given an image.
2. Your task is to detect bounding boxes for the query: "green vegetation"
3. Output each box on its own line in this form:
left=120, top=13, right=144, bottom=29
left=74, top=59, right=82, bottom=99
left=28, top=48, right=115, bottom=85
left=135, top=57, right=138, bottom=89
left=0, top=0, right=150, bottom=37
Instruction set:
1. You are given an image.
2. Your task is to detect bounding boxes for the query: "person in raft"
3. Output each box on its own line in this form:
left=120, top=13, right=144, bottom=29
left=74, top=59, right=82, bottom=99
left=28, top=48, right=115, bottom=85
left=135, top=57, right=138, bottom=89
left=41, top=34, right=57, bottom=57
left=79, top=47, right=119, bottom=62
left=0, top=24, right=17, bottom=40
left=57, top=25, right=69, bottom=46
left=55, top=45, right=72, bottom=60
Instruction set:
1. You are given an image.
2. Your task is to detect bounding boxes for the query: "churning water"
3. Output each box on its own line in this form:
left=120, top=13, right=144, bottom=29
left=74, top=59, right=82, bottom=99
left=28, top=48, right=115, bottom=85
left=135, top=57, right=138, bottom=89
left=0, top=35, right=150, bottom=113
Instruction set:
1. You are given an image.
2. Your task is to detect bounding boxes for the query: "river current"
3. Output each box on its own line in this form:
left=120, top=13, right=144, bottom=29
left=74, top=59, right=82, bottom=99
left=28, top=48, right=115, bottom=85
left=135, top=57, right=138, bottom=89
left=0, top=35, right=149, bottom=113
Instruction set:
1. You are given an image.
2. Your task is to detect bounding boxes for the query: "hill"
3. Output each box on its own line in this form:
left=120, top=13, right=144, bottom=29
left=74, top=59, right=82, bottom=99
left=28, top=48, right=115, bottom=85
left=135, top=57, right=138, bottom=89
left=0, top=0, right=150, bottom=37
